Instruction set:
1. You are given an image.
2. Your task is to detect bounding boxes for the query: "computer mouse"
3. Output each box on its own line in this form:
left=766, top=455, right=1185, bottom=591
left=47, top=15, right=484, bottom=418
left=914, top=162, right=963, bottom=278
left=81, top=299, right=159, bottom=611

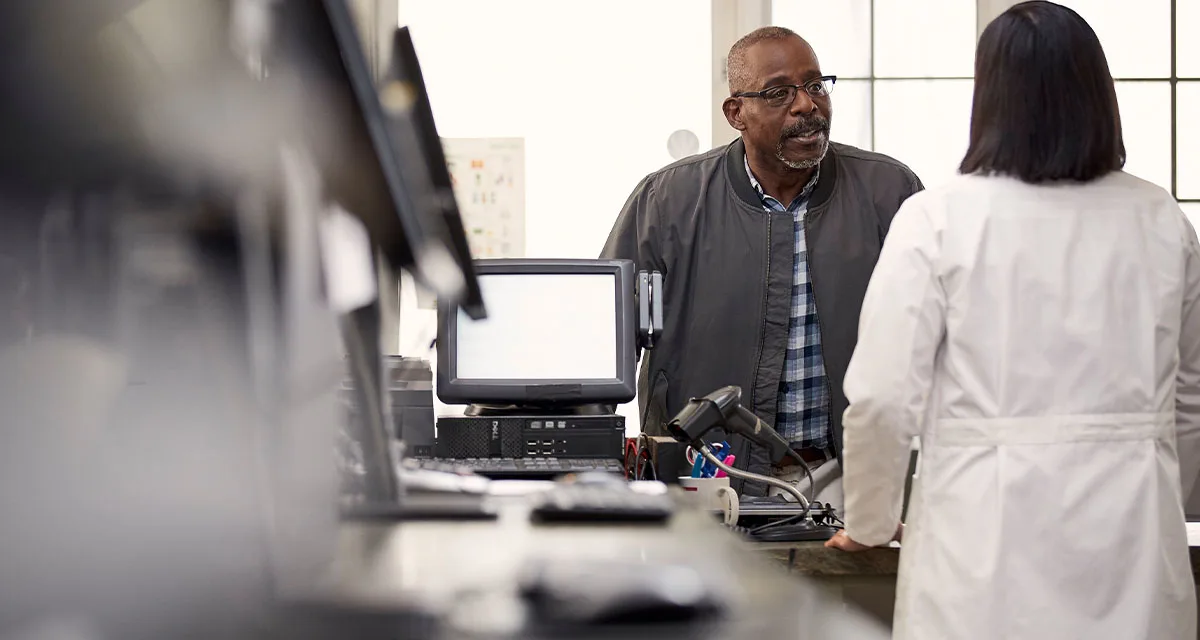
left=520, top=560, right=725, bottom=628
left=579, top=585, right=723, bottom=625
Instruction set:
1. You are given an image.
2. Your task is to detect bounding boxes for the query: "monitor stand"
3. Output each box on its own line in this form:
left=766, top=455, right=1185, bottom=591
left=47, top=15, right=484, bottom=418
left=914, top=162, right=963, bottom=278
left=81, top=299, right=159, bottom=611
left=464, top=403, right=614, bottom=417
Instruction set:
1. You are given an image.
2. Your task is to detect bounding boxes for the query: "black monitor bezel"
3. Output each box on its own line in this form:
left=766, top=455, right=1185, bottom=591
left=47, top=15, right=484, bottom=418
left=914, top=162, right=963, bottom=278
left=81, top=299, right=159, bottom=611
left=437, top=259, right=637, bottom=406
left=387, top=26, right=485, bottom=320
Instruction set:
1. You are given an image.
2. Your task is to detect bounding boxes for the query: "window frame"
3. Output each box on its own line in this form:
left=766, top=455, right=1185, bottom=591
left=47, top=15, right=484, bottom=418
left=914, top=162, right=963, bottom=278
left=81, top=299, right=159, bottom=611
left=787, top=0, right=1198, bottom=206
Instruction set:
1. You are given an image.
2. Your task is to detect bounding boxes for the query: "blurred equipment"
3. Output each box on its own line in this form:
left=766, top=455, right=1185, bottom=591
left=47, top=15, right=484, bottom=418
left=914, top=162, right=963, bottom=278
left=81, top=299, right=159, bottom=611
left=528, top=474, right=675, bottom=524
left=0, top=0, right=483, bottom=636
left=418, top=456, right=626, bottom=480
left=520, top=558, right=724, bottom=628
left=383, top=26, right=484, bottom=317
left=386, top=356, right=436, bottom=457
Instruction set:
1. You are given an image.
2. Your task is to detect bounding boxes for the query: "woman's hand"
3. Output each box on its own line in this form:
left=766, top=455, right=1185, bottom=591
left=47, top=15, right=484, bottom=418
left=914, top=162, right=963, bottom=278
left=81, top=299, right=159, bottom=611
left=824, top=530, right=872, bottom=552
left=824, top=523, right=904, bottom=552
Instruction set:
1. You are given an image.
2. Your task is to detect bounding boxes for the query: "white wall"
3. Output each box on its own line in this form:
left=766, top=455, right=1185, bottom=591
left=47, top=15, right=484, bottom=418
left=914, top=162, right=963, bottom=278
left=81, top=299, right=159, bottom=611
left=398, top=0, right=712, bottom=259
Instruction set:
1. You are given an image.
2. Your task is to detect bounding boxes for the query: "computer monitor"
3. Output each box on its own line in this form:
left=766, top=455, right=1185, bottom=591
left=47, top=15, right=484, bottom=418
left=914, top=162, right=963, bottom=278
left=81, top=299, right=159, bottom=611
left=283, top=1, right=485, bottom=318
left=437, top=259, right=637, bottom=406
left=385, top=27, right=485, bottom=320
left=0, top=0, right=485, bottom=319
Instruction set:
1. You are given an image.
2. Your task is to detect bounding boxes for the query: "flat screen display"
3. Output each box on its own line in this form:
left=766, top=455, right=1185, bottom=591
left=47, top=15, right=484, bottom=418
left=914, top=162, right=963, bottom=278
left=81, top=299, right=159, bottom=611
left=454, top=273, right=617, bottom=380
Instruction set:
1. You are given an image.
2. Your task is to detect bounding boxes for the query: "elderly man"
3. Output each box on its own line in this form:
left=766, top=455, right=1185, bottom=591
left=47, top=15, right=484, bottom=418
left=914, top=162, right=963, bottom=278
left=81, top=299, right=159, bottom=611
left=602, top=27, right=921, bottom=511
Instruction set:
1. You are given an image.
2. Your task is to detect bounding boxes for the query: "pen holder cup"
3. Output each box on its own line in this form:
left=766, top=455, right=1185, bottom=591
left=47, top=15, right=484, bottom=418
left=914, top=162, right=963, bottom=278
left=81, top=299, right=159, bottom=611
left=678, top=477, right=739, bottom=525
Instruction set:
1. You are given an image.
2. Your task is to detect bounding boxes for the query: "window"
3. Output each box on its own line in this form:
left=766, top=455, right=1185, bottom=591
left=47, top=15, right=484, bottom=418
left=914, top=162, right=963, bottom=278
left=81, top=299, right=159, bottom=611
left=773, top=0, right=976, bottom=188
left=872, top=0, right=976, bottom=79
left=1180, top=0, right=1200, bottom=78
left=1057, top=0, right=1198, bottom=209
left=873, top=81, right=973, bottom=187
left=1055, top=0, right=1171, bottom=79
left=775, top=0, right=1198, bottom=205
left=1183, top=203, right=1200, bottom=233
left=1116, top=82, right=1173, bottom=192
left=1178, top=82, right=1200, bottom=200
left=830, top=79, right=872, bottom=152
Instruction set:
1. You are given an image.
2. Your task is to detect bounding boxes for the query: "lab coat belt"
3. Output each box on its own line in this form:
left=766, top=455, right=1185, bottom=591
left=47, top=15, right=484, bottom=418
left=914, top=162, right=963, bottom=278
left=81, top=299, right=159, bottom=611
left=934, top=412, right=1174, bottom=447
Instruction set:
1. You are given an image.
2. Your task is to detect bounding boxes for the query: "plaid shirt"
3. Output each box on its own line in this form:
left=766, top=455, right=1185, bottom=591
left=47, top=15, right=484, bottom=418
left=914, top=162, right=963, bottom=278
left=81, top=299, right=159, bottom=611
left=744, top=157, right=832, bottom=451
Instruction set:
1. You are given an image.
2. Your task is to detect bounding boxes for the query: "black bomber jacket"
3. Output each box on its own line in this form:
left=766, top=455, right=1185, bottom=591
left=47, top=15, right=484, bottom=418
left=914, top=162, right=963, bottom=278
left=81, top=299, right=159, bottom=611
left=601, top=138, right=922, bottom=494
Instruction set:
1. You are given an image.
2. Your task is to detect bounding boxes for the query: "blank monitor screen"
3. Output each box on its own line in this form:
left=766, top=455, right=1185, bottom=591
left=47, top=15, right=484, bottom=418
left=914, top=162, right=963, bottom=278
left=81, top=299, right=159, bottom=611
left=437, top=259, right=637, bottom=405
left=456, top=274, right=616, bottom=380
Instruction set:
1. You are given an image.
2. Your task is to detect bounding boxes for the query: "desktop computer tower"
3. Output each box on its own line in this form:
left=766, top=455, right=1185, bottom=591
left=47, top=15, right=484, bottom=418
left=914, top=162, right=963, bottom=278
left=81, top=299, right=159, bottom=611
left=433, top=414, right=625, bottom=460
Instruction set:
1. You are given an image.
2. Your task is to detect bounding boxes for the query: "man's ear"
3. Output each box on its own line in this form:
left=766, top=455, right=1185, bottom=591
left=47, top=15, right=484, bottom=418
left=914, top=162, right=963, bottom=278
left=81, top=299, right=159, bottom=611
left=722, top=97, right=747, bottom=132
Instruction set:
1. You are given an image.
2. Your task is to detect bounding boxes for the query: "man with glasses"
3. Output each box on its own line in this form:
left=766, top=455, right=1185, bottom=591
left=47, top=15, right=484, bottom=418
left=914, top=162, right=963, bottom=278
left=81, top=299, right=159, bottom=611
left=602, top=27, right=922, bottom=512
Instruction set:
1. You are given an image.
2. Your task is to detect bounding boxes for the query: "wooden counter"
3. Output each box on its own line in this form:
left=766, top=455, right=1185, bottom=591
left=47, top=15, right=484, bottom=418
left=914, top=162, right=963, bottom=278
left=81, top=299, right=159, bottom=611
left=750, top=538, right=1200, bottom=631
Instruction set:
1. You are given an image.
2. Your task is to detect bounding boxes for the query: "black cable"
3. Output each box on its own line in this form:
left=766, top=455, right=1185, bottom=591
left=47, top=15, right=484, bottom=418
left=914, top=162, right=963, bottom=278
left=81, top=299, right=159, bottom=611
left=749, top=512, right=809, bottom=535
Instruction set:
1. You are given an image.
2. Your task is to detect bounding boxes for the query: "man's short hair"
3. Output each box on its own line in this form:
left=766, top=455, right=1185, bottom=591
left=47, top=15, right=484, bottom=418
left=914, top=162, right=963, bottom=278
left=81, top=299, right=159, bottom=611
left=959, top=1, right=1124, bottom=183
left=727, top=26, right=804, bottom=94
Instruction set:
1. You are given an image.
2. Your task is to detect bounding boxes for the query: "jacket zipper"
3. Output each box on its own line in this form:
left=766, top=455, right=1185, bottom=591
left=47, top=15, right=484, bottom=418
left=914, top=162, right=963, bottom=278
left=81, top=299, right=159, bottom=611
left=749, top=213, right=772, bottom=414
left=804, top=210, right=836, bottom=449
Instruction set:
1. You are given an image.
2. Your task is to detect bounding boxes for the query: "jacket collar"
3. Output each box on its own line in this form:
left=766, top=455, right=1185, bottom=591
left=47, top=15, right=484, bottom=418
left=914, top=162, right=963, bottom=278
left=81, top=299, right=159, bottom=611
left=725, top=137, right=838, bottom=211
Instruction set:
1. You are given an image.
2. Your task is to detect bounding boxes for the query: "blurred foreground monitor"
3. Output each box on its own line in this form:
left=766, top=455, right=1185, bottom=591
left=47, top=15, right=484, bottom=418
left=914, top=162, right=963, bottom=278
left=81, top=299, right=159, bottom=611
left=0, top=0, right=480, bottom=637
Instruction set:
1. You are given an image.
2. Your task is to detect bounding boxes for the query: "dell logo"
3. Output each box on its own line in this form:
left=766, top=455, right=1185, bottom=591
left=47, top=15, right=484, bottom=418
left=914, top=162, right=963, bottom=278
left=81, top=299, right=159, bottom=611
left=492, top=420, right=499, bottom=439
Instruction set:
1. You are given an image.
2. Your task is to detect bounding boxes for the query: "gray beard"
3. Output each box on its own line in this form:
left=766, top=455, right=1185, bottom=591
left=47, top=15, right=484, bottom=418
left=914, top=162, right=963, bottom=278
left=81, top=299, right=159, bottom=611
left=776, top=135, right=829, bottom=170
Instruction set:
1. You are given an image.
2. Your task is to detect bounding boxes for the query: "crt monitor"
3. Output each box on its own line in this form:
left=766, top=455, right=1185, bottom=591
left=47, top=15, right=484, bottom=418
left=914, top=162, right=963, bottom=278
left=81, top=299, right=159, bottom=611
left=437, top=259, right=637, bottom=406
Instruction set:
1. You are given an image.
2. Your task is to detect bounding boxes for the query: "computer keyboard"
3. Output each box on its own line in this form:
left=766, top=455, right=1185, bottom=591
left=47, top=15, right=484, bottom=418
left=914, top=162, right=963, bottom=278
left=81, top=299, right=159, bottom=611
left=529, top=482, right=675, bottom=524
left=414, top=457, right=625, bottom=480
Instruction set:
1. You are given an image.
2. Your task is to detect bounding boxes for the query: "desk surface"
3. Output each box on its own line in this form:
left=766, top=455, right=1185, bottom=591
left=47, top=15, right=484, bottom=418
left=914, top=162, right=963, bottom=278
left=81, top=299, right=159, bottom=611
left=758, top=542, right=900, bottom=578
left=316, top=496, right=890, bottom=639
left=760, top=539, right=1200, bottom=579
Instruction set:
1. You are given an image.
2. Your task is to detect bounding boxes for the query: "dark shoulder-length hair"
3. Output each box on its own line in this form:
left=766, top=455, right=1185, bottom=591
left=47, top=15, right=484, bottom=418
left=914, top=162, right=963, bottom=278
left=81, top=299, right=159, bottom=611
left=959, top=1, right=1125, bottom=183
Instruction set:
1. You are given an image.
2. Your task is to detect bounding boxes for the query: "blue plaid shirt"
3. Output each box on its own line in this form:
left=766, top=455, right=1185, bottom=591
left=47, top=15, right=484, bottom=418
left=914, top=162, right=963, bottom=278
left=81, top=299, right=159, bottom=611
left=744, top=157, right=832, bottom=451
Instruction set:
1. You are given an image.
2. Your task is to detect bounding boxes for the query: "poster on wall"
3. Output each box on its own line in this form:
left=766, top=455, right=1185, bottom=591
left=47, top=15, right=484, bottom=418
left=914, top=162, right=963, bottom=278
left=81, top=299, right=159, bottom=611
left=441, top=137, right=525, bottom=259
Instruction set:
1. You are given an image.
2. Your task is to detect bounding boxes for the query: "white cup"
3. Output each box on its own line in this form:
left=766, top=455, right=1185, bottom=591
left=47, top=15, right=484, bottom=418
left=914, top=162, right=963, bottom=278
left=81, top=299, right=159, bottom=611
left=678, top=477, right=740, bottom=524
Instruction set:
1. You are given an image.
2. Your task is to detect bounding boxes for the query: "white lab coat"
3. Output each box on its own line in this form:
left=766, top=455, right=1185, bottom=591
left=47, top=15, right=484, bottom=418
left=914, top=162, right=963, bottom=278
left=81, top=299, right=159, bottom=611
left=841, top=171, right=1200, bottom=639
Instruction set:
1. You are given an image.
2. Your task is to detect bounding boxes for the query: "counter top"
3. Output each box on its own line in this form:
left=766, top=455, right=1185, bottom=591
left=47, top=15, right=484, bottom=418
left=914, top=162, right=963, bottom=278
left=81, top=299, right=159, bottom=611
left=756, top=541, right=899, bottom=577
left=316, top=496, right=892, bottom=639
left=754, top=541, right=1200, bottom=579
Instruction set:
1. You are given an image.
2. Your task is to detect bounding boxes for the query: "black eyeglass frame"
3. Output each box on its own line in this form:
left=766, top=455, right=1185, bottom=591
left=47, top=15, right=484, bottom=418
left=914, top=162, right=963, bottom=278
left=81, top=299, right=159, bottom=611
left=733, top=75, right=838, bottom=106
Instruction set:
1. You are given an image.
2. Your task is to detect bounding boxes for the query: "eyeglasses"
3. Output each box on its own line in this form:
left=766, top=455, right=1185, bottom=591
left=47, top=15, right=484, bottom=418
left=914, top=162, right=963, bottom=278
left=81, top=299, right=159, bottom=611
left=734, top=76, right=837, bottom=108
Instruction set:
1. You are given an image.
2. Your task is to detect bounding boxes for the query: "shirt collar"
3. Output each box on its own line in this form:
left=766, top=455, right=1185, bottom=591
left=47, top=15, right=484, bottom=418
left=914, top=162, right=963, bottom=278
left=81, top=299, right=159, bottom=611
left=744, top=155, right=820, bottom=211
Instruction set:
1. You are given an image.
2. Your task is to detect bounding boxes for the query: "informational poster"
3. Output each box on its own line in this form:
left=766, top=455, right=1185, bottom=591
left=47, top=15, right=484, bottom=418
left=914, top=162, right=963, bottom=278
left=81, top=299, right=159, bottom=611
left=441, top=137, right=525, bottom=259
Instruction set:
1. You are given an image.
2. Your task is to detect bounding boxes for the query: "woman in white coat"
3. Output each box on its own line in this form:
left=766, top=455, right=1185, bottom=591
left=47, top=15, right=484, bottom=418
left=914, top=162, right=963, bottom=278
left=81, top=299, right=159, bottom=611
left=825, top=2, right=1200, bottom=638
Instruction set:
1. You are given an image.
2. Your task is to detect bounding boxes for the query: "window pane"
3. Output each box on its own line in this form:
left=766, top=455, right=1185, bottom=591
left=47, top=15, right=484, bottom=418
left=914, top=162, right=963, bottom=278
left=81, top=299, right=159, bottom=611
left=772, top=0, right=871, bottom=78
left=873, top=80, right=973, bottom=188
left=1182, top=0, right=1200, bottom=78
left=1054, top=0, right=1171, bottom=79
left=1115, top=81, right=1172, bottom=192
left=1182, top=203, right=1200, bottom=234
left=1179, top=83, right=1200, bottom=199
left=831, top=80, right=872, bottom=151
left=399, top=0, right=711, bottom=259
left=874, top=0, right=975, bottom=78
